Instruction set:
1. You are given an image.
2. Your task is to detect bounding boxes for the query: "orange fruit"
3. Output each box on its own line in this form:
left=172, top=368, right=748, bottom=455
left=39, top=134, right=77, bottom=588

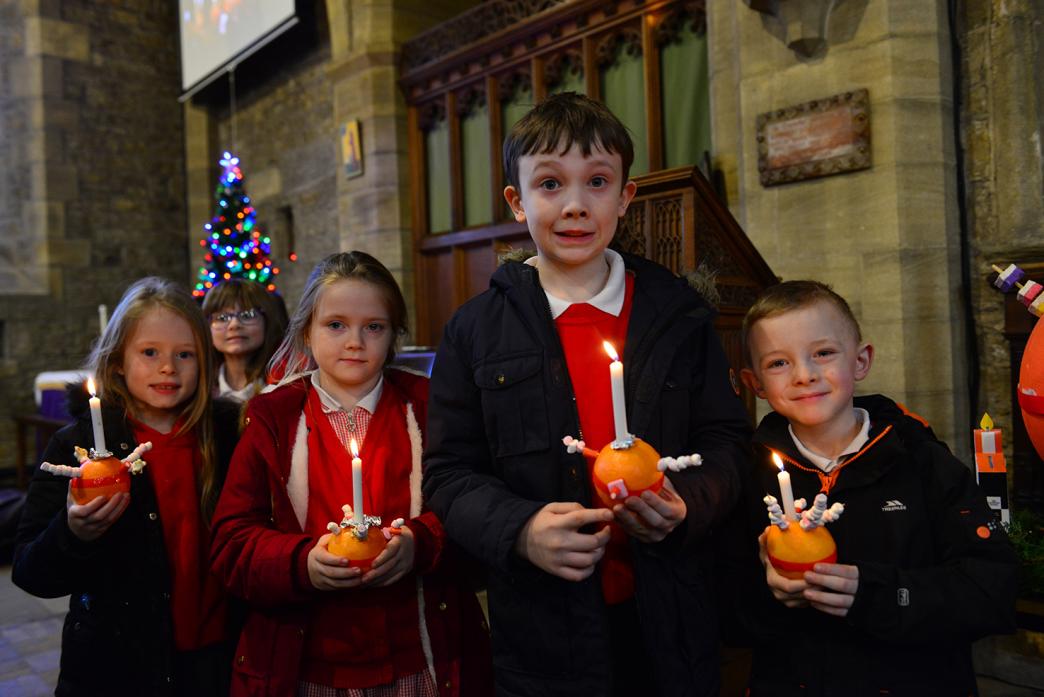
left=591, top=438, right=663, bottom=508
left=70, top=456, right=130, bottom=505
left=327, top=525, right=388, bottom=572
left=765, top=524, right=837, bottom=579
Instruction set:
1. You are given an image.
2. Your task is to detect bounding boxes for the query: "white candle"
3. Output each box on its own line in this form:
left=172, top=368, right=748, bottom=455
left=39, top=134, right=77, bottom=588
left=602, top=341, right=629, bottom=443
left=349, top=438, right=364, bottom=525
left=772, top=452, right=797, bottom=521
left=98, top=304, right=108, bottom=334
left=86, top=378, right=106, bottom=454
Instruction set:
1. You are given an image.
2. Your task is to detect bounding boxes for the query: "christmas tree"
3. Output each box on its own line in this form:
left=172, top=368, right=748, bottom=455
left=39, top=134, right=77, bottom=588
left=193, top=151, right=279, bottom=298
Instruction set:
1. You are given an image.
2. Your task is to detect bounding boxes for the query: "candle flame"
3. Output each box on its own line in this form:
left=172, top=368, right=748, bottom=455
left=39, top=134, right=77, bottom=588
left=603, top=341, right=620, bottom=362
left=980, top=412, right=994, bottom=430
left=771, top=451, right=784, bottom=471
left=86, top=377, right=97, bottom=397
left=349, top=438, right=359, bottom=458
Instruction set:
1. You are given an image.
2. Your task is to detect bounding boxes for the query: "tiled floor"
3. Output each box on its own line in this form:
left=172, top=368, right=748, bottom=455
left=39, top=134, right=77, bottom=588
left=0, top=566, right=65, bottom=697
left=0, top=563, right=1040, bottom=696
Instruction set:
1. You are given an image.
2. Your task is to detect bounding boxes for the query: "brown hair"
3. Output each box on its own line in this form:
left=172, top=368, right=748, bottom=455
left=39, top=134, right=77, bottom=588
left=269, top=251, right=408, bottom=380
left=741, top=280, right=862, bottom=367
left=502, top=91, right=634, bottom=191
left=87, top=277, right=222, bottom=519
left=201, top=279, right=289, bottom=384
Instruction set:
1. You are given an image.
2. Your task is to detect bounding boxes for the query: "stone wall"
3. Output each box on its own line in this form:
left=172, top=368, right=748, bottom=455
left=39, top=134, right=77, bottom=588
left=183, top=0, right=478, bottom=341
left=960, top=0, right=1044, bottom=503
left=204, top=33, right=338, bottom=311
left=709, top=1, right=969, bottom=452
left=0, top=0, right=185, bottom=467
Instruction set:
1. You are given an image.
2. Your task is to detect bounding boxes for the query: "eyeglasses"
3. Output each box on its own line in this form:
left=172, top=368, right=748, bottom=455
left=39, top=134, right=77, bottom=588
left=210, top=308, right=263, bottom=327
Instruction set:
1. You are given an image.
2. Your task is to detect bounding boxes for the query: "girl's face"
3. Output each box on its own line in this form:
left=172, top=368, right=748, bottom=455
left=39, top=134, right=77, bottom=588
left=120, top=307, right=200, bottom=430
left=210, top=304, right=266, bottom=358
left=307, top=279, right=393, bottom=405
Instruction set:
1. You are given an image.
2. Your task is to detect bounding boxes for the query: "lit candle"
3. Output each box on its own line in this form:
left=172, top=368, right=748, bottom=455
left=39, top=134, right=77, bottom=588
left=772, top=452, right=797, bottom=521
left=349, top=438, right=363, bottom=525
left=86, top=378, right=106, bottom=455
left=602, top=341, right=629, bottom=443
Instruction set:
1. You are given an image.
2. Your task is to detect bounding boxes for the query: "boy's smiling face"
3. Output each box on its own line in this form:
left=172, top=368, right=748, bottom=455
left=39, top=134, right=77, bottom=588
left=504, top=142, right=637, bottom=277
left=741, top=300, right=874, bottom=452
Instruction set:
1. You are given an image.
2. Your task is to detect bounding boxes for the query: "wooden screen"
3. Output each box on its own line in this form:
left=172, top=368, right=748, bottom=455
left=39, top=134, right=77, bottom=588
left=400, top=0, right=776, bottom=413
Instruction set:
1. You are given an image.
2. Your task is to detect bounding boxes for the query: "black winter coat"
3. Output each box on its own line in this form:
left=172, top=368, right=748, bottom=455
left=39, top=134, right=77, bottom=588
left=718, top=395, right=1017, bottom=696
left=13, top=392, right=241, bottom=697
left=423, top=253, right=751, bottom=697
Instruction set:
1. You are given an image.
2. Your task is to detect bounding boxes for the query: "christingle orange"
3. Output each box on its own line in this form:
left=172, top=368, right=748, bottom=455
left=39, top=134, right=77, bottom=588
left=763, top=492, right=844, bottom=579
left=325, top=504, right=405, bottom=572
left=562, top=435, right=703, bottom=506
left=41, top=443, right=151, bottom=505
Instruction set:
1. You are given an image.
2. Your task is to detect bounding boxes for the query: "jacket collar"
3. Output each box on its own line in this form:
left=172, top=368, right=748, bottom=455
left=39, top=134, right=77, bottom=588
left=752, top=394, right=939, bottom=495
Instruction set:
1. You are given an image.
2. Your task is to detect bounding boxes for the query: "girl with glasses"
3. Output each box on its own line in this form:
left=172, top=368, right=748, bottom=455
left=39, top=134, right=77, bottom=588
left=202, top=279, right=289, bottom=402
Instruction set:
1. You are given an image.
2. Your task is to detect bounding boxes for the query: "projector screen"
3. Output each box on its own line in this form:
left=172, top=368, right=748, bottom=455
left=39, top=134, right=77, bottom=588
left=179, top=0, right=297, bottom=92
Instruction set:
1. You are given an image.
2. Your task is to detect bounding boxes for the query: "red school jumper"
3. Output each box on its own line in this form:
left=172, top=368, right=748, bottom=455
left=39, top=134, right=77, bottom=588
left=554, top=272, right=635, bottom=604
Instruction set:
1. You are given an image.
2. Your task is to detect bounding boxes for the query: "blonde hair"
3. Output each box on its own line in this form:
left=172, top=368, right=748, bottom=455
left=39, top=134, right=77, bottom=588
left=201, top=279, right=289, bottom=384
left=87, top=277, right=221, bottom=519
left=741, top=280, right=862, bottom=367
left=270, top=251, right=408, bottom=382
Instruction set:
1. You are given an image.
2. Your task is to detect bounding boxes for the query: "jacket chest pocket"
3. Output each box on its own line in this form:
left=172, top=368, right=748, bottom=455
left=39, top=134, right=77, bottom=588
left=475, top=352, right=549, bottom=458
left=653, top=372, right=691, bottom=454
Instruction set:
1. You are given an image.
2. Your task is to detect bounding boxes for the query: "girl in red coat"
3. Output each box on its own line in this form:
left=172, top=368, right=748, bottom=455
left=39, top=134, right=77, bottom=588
left=210, top=251, right=491, bottom=697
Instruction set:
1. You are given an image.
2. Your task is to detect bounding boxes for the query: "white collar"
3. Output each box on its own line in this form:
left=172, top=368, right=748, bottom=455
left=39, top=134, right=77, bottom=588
left=525, top=249, right=626, bottom=319
left=217, top=364, right=258, bottom=403
left=309, top=370, right=383, bottom=415
left=789, top=408, right=871, bottom=473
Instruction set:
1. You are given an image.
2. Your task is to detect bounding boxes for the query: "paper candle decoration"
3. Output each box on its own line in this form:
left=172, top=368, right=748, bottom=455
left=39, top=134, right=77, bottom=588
left=974, top=413, right=1009, bottom=526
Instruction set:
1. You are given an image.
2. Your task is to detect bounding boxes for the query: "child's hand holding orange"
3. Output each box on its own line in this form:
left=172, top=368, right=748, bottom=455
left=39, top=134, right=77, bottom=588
left=362, top=526, right=416, bottom=587
left=515, top=502, right=613, bottom=582
left=66, top=489, right=129, bottom=542
left=612, top=477, right=687, bottom=542
left=803, top=563, right=859, bottom=617
left=308, top=533, right=364, bottom=591
left=758, top=529, right=809, bottom=608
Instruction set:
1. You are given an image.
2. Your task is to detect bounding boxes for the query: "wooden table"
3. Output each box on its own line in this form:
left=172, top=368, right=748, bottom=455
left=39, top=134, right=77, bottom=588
left=12, top=414, right=68, bottom=489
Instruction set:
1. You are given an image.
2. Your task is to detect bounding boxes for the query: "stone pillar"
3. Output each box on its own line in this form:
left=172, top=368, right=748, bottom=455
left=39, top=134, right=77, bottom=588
left=325, top=0, right=477, bottom=341
left=709, top=1, right=969, bottom=450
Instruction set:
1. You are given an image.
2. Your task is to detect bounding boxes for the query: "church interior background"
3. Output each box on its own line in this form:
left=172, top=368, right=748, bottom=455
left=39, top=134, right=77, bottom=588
left=0, top=0, right=1042, bottom=692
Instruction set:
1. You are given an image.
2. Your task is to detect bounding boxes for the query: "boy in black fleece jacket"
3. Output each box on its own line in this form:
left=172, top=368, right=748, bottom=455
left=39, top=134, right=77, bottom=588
left=727, top=279, right=1016, bottom=696
left=423, top=92, right=750, bottom=697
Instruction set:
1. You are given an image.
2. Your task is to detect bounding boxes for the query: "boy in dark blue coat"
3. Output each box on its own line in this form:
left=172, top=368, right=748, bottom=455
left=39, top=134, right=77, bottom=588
left=729, top=280, right=1016, bottom=696
left=423, top=92, right=750, bottom=697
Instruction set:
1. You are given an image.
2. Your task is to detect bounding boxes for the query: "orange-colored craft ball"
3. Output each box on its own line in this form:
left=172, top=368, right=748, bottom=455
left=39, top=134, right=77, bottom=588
left=591, top=438, right=663, bottom=508
left=1020, top=320, right=1044, bottom=459
left=327, top=526, right=388, bottom=572
left=70, top=456, right=130, bottom=505
left=765, top=524, right=838, bottom=580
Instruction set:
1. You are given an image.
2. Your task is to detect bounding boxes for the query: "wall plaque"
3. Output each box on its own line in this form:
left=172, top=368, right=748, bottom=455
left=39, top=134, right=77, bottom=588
left=756, top=89, right=871, bottom=186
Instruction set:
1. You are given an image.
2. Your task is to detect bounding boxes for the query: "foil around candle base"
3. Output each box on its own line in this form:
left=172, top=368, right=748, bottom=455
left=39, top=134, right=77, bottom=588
left=88, top=447, right=113, bottom=460
left=610, top=435, right=635, bottom=450
left=342, top=514, right=383, bottom=539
